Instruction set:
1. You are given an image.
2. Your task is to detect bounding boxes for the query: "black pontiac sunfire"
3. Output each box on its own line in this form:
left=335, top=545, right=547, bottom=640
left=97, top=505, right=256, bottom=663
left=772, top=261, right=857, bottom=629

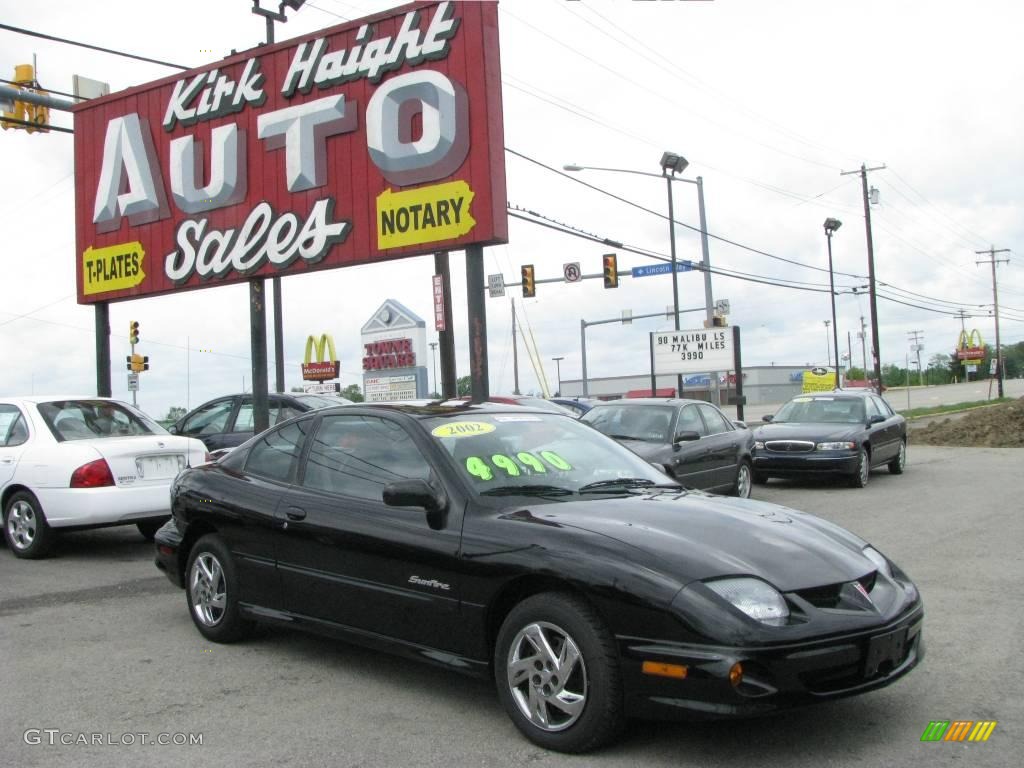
left=155, top=402, right=923, bottom=753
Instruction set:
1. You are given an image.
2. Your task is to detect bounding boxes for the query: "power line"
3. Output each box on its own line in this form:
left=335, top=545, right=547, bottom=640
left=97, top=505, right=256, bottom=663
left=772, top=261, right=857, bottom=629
left=0, top=22, right=191, bottom=70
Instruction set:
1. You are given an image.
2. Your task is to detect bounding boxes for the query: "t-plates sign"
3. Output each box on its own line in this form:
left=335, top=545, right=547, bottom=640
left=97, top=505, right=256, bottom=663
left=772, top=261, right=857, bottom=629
left=487, top=273, right=505, bottom=298
left=72, top=1, right=507, bottom=304
left=651, top=327, right=732, bottom=375
left=564, top=262, right=582, bottom=283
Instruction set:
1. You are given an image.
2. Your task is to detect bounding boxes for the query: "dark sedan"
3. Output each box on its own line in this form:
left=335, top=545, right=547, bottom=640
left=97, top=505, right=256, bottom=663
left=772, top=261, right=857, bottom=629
left=155, top=403, right=921, bottom=753
left=167, top=392, right=352, bottom=450
left=580, top=398, right=754, bottom=498
left=751, top=391, right=907, bottom=488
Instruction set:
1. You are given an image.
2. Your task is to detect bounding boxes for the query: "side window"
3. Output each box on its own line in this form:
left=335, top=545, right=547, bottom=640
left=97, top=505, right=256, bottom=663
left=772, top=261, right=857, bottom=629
left=676, top=405, right=708, bottom=437
left=182, top=400, right=234, bottom=436
left=697, top=404, right=732, bottom=435
left=1, top=405, right=28, bottom=447
left=871, top=396, right=893, bottom=417
left=245, top=420, right=308, bottom=483
left=276, top=406, right=302, bottom=424
left=863, top=397, right=881, bottom=420
left=302, top=415, right=431, bottom=502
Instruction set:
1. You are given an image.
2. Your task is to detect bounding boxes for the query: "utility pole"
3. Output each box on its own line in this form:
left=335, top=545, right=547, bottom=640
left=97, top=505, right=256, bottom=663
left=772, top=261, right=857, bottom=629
left=859, top=315, right=868, bottom=382
left=841, top=163, right=886, bottom=393
left=511, top=299, right=521, bottom=395
left=976, top=246, right=1010, bottom=398
left=428, top=342, right=438, bottom=397
left=908, top=330, right=924, bottom=386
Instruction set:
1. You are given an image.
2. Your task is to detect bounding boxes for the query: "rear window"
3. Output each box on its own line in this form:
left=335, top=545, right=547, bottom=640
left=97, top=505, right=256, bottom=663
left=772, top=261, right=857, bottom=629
left=36, top=400, right=163, bottom=442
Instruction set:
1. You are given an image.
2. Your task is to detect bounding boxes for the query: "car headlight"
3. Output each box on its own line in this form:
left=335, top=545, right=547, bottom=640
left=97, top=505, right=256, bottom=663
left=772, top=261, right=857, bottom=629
left=862, top=546, right=893, bottom=578
left=705, top=577, right=789, bottom=625
left=753, top=440, right=765, bottom=450
left=816, top=441, right=856, bottom=451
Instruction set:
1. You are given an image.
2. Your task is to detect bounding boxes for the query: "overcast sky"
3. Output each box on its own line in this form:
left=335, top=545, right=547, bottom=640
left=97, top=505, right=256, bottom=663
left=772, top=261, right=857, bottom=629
left=1, top=0, right=1021, bottom=419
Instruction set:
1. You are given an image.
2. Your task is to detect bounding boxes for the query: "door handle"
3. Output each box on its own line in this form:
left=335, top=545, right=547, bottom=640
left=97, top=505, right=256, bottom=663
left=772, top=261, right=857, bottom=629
left=1, top=457, right=14, bottom=464
left=285, top=506, right=306, bottom=521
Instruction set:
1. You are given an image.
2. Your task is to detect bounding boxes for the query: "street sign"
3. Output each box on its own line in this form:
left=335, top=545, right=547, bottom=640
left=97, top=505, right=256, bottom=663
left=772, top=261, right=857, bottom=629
left=990, top=358, right=997, bottom=375
left=127, top=373, right=139, bottom=391
left=487, top=273, right=505, bottom=298
left=303, top=382, right=341, bottom=394
left=631, top=261, right=692, bottom=278
left=715, top=298, right=730, bottom=315
left=651, top=327, right=732, bottom=375
left=563, top=262, right=582, bottom=282
left=910, top=343, right=924, bottom=352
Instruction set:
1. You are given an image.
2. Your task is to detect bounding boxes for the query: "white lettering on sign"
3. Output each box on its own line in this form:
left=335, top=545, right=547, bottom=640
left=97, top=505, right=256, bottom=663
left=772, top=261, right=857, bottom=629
left=169, top=124, right=247, bottom=214
left=92, top=114, right=169, bottom=233
left=163, top=58, right=266, bottom=131
left=651, top=327, right=733, bottom=375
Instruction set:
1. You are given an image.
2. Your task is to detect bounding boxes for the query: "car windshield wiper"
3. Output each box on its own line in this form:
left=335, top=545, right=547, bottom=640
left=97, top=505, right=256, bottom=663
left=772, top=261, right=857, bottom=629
left=480, top=484, right=575, bottom=497
left=578, top=478, right=681, bottom=494
left=606, top=433, right=642, bottom=441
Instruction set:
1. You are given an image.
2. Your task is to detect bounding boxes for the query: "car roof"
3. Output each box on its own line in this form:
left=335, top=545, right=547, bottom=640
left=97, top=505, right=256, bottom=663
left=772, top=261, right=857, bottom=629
left=307, top=401, right=558, bottom=419
left=1, top=395, right=122, bottom=405
left=587, top=398, right=710, bottom=407
left=796, top=391, right=874, bottom=399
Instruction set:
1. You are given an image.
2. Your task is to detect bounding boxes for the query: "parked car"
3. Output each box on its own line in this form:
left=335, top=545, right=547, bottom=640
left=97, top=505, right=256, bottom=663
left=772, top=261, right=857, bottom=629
left=550, top=397, right=600, bottom=417
left=454, top=395, right=573, bottom=415
left=168, top=392, right=352, bottom=450
left=155, top=402, right=921, bottom=752
left=0, top=397, right=207, bottom=558
left=580, top=398, right=754, bottom=497
left=751, top=390, right=907, bottom=488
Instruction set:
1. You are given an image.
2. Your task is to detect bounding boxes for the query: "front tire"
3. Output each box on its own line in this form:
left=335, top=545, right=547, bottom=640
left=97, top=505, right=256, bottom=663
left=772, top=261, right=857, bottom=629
left=888, top=440, right=907, bottom=475
left=732, top=460, right=753, bottom=498
left=185, top=534, right=253, bottom=643
left=494, top=593, right=624, bottom=753
left=3, top=491, right=54, bottom=559
left=849, top=447, right=870, bottom=488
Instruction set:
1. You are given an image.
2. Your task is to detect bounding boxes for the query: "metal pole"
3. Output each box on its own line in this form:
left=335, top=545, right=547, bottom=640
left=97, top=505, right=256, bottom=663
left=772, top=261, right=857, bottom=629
left=665, top=175, right=683, bottom=397
left=696, top=176, right=719, bottom=406
left=860, top=166, right=883, bottom=394
left=732, top=325, right=745, bottom=422
left=826, top=230, right=840, bottom=389
left=466, top=245, right=489, bottom=403
left=976, top=246, right=1009, bottom=399
left=249, top=279, right=270, bottom=432
left=860, top=316, right=868, bottom=381
left=552, top=357, right=564, bottom=396
left=580, top=319, right=589, bottom=396
left=650, top=333, right=656, bottom=396
left=428, top=342, right=438, bottom=396
left=94, top=302, right=111, bottom=397
left=512, top=299, right=520, bottom=395
left=435, top=252, right=457, bottom=399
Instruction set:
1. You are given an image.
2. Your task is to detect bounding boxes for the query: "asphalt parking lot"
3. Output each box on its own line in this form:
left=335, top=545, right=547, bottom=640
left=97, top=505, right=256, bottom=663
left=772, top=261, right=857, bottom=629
left=1, top=444, right=1019, bottom=768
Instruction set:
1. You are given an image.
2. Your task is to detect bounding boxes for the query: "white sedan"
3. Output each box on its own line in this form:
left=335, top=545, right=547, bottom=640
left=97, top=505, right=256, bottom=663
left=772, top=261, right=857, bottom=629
left=0, top=396, right=208, bottom=559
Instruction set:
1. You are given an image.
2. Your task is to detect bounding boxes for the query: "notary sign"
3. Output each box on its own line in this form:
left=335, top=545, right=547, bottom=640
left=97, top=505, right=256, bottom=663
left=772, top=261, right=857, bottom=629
left=652, top=328, right=732, bottom=375
left=72, top=1, right=507, bottom=304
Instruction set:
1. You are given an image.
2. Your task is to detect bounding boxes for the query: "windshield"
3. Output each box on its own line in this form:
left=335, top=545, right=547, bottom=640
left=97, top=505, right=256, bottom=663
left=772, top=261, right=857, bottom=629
left=294, top=394, right=353, bottom=409
left=773, top=396, right=866, bottom=424
left=580, top=404, right=674, bottom=443
left=424, top=412, right=673, bottom=495
left=37, top=400, right=165, bottom=441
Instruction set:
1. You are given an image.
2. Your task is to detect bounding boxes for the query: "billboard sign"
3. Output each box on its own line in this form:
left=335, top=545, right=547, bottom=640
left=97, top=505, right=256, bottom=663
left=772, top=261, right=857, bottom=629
left=651, top=327, right=731, bottom=375
left=73, top=1, right=507, bottom=304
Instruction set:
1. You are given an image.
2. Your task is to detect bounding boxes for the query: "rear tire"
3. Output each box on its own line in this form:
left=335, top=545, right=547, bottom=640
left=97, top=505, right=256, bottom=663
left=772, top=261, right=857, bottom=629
left=849, top=447, right=870, bottom=488
left=494, top=593, right=624, bottom=753
left=185, top=534, right=253, bottom=643
left=3, top=491, right=54, bottom=559
left=888, top=440, right=906, bottom=475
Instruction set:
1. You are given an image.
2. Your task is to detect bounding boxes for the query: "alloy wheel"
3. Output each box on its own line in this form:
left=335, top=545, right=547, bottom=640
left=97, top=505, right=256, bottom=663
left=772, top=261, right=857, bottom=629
left=6, top=500, right=37, bottom=551
left=189, top=552, right=227, bottom=627
left=506, top=621, right=588, bottom=732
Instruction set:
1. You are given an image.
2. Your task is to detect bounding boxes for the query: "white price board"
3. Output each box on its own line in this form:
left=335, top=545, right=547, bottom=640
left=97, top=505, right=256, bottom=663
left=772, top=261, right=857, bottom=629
left=365, top=374, right=418, bottom=402
left=651, top=327, right=733, bottom=375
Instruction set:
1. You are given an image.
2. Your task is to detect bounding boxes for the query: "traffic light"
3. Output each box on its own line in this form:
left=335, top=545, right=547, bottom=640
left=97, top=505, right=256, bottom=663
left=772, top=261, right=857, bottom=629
left=142, top=355, right=150, bottom=372
left=603, top=253, right=618, bottom=289
left=712, top=315, right=727, bottom=327
left=0, top=64, right=50, bottom=134
left=125, top=355, right=133, bottom=371
left=522, top=265, right=535, bottom=298
left=129, top=320, right=140, bottom=345
left=128, top=354, right=150, bottom=372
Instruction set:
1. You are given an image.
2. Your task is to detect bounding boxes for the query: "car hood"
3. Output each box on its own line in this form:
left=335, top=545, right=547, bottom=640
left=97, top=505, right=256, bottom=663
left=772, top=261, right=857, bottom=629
left=753, top=422, right=862, bottom=442
left=510, top=493, right=872, bottom=592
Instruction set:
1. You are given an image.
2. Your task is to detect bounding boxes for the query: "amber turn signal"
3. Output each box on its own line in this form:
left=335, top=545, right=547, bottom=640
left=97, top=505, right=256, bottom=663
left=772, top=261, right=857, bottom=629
left=729, top=662, right=744, bottom=687
left=642, top=661, right=688, bottom=679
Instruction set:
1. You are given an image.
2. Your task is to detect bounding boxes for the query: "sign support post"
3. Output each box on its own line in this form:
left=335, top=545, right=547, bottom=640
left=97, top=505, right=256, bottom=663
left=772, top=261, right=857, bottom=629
left=467, top=245, right=489, bottom=403
left=435, top=252, right=458, bottom=399
left=249, top=279, right=269, bottom=433
left=95, top=302, right=110, bottom=397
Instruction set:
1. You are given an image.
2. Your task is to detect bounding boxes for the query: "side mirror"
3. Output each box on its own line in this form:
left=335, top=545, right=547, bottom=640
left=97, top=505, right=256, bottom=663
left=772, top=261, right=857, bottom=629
left=383, top=479, right=449, bottom=530
left=673, top=430, right=701, bottom=444
left=732, top=420, right=748, bottom=430
left=761, top=415, right=774, bottom=423
left=868, top=414, right=886, bottom=426
left=167, top=423, right=179, bottom=434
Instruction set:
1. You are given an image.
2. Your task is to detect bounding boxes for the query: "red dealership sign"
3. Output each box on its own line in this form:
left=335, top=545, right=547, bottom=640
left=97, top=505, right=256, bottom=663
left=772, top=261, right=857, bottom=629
left=72, top=1, right=506, bottom=304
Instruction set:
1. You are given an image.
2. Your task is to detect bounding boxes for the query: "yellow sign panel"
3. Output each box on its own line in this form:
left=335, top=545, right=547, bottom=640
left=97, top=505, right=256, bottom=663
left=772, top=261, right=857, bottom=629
left=82, top=242, right=146, bottom=296
left=431, top=421, right=496, bottom=439
left=801, top=370, right=835, bottom=393
left=377, top=180, right=476, bottom=250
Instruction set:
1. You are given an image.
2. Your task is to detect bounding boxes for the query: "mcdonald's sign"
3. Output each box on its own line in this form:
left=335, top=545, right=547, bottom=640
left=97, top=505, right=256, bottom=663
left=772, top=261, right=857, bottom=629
left=301, top=334, right=340, bottom=381
left=955, top=329, right=986, bottom=362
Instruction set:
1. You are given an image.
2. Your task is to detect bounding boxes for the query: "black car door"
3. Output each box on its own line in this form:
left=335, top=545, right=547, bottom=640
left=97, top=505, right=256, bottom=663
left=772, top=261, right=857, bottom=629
left=666, top=404, right=716, bottom=489
left=696, top=403, right=742, bottom=491
left=176, top=397, right=238, bottom=450
left=274, top=413, right=466, bottom=655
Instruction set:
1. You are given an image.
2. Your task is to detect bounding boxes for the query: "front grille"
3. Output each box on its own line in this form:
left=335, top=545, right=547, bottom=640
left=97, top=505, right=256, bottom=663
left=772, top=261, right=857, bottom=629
left=764, top=440, right=815, bottom=453
left=795, top=572, right=877, bottom=609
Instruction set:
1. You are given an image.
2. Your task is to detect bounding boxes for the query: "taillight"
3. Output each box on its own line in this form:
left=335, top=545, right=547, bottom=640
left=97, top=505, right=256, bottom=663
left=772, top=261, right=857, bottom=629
left=70, top=458, right=115, bottom=488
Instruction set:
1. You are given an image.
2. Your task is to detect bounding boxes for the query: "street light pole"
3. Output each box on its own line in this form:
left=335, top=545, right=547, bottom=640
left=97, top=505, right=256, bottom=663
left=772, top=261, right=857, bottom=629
left=552, top=356, right=564, bottom=396
left=429, top=341, right=438, bottom=397
left=664, top=171, right=684, bottom=397
left=824, top=218, right=842, bottom=389
left=824, top=320, right=832, bottom=371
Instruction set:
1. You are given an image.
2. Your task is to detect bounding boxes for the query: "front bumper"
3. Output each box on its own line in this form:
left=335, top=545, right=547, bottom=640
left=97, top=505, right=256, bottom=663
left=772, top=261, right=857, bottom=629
left=154, top=518, right=185, bottom=588
left=752, top=451, right=859, bottom=477
left=619, top=606, right=923, bottom=720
